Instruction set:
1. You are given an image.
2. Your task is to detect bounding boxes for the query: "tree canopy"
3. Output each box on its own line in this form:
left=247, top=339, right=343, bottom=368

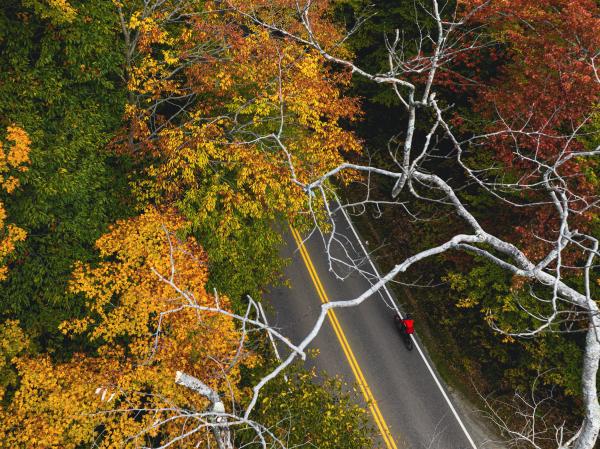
left=0, top=0, right=599, bottom=448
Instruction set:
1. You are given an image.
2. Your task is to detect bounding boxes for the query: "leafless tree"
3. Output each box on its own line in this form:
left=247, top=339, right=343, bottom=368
left=104, top=1, right=600, bottom=448
left=213, top=1, right=600, bottom=448
left=478, top=371, right=573, bottom=449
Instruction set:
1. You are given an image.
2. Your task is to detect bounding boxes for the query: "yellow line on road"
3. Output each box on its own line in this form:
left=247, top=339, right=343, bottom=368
left=290, top=226, right=399, bottom=449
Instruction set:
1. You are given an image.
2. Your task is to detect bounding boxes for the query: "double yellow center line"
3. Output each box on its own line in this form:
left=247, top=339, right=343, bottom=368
left=290, top=226, right=399, bottom=449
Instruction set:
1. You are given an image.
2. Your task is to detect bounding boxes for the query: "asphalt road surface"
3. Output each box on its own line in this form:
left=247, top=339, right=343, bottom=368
left=265, top=213, right=494, bottom=449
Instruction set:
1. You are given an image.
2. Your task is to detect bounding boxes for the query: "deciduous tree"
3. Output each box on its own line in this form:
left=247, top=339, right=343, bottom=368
left=0, top=207, right=254, bottom=448
left=222, top=1, right=600, bottom=447
left=0, top=0, right=129, bottom=343
left=116, top=0, right=361, bottom=299
left=0, top=126, right=30, bottom=281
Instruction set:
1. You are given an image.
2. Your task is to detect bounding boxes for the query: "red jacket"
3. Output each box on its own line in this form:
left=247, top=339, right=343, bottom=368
left=404, top=319, right=414, bottom=334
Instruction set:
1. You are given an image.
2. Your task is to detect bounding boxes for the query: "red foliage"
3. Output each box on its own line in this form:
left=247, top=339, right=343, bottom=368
left=456, top=0, right=600, bottom=260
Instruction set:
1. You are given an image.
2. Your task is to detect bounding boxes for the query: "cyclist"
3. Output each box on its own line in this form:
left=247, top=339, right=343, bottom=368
left=394, top=313, right=415, bottom=334
left=402, top=314, right=415, bottom=335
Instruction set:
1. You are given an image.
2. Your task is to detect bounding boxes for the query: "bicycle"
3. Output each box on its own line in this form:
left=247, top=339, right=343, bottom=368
left=394, top=313, right=414, bottom=351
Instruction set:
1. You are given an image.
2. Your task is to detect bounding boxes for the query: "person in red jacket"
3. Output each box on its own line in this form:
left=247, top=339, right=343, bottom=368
left=394, top=313, right=414, bottom=334
left=402, top=314, right=415, bottom=335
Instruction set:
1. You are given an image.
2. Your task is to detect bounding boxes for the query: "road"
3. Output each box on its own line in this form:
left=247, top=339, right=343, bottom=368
left=265, top=212, right=495, bottom=449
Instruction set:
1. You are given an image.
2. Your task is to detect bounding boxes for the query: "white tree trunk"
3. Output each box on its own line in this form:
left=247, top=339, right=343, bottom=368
left=175, top=371, right=234, bottom=449
left=571, top=317, right=600, bottom=449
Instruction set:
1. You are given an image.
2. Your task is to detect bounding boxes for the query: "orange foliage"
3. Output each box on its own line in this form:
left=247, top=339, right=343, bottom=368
left=65, top=207, right=253, bottom=380
left=120, top=1, right=361, bottom=233
left=0, top=2, right=357, bottom=444
left=0, top=207, right=256, bottom=447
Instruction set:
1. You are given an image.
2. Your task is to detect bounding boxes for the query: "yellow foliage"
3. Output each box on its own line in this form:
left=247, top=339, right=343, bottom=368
left=46, top=0, right=77, bottom=21
left=65, top=207, right=255, bottom=383
left=456, top=295, right=478, bottom=308
left=0, top=125, right=30, bottom=192
left=119, top=2, right=361, bottom=241
left=0, top=320, right=30, bottom=401
left=0, top=356, right=98, bottom=448
left=0, top=126, right=30, bottom=281
left=22, top=0, right=77, bottom=24
left=1, top=207, right=256, bottom=447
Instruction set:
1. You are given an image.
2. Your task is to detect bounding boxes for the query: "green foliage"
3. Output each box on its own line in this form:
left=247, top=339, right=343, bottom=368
left=0, top=0, right=130, bottom=345
left=335, top=0, right=433, bottom=75
left=21, top=0, right=77, bottom=25
left=444, top=261, right=583, bottom=397
left=578, top=107, right=600, bottom=187
left=189, top=215, right=286, bottom=305
left=242, top=361, right=376, bottom=449
left=340, top=2, right=594, bottom=430
left=0, top=320, right=30, bottom=398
